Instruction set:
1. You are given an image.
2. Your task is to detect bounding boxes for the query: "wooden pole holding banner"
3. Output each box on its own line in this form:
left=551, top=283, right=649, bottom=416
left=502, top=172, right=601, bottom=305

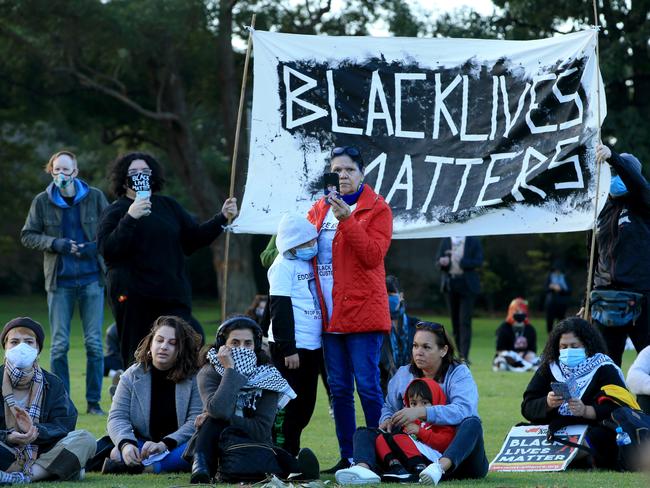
left=583, top=0, right=603, bottom=321
left=222, top=14, right=256, bottom=321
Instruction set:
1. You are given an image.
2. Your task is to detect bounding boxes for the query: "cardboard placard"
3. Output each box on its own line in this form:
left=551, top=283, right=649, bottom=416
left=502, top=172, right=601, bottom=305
left=489, top=424, right=588, bottom=472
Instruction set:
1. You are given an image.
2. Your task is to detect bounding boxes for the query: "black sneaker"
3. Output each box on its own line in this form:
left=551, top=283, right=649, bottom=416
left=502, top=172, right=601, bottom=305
left=381, top=464, right=411, bottom=481
left=321, top=458, right=350, bottom=474
left=87, top=403, right=106, bottom=415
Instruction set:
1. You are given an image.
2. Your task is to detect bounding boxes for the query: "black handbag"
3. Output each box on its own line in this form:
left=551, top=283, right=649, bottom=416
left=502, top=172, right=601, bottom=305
left=590, top=290, right=643, bottom=327
left=217, top=427, right=283, bottom=482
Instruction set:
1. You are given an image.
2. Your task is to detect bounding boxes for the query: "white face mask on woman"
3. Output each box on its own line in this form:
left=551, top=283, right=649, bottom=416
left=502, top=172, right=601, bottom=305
left=5, top=342, right=38, bottom=369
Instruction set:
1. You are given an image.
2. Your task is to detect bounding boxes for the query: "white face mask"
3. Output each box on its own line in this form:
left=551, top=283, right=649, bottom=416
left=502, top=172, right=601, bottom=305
left=5, top=342, right=38, bottom=369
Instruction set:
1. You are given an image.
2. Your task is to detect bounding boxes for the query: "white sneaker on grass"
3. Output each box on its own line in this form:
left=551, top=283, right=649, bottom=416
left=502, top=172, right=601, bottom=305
left=419, top=461, right=443, bottom=485
left=335, top=465, right=381, bottom=485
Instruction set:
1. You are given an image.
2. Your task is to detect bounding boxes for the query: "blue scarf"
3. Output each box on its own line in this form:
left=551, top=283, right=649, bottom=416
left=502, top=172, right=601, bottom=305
left=341, top=183, right=364, bottom=205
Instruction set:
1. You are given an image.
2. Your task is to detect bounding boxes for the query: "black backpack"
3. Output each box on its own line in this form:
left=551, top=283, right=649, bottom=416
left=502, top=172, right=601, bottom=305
left=605, top=407, right=650, bottom=471
left=217, top=427, right=283, bottom=482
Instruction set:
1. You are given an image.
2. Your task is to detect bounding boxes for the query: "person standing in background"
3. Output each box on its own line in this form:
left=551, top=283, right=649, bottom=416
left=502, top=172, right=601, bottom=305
left=437, top=237, right=483, bottom=363
left=544, top=263, right=571, bottom=333
left=21, top=150, right=108, bottom=415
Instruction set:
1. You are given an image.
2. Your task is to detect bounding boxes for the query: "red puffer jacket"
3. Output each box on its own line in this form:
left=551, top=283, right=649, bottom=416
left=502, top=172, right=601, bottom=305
left=307, top=185, right=392, bottom=334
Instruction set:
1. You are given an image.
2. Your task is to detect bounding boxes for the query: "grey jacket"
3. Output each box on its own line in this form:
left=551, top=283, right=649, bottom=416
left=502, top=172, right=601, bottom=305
left=380, top=363, right=480, bottom=426
left=198, top=365, right=278, bottom=443
left=107, top=363, right=202, bottom=448
left=21, top=184, right=108, bottom=291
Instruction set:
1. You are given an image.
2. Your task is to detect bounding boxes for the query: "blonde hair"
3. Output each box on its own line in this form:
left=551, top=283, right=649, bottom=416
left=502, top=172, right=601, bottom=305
left=44, top=150, right=77, bottom=174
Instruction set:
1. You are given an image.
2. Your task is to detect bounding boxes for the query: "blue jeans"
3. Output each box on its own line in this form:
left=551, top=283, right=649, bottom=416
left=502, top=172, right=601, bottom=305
left=47, top=280, right=104, bottom=403
left=323, top=332, right=384, bottom=459
left=352, top=417, right=488, bottom=480
left=131, top=440, right=190, bottom=473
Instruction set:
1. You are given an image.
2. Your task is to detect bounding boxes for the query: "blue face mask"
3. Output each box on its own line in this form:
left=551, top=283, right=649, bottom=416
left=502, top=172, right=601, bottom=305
left=610, top=175, right=628, bottom=197
left=388, top=295, right=402, bottom=318
left=294, top=244, right=318, bottom=261
left=559, top=347, right=586, bottom=368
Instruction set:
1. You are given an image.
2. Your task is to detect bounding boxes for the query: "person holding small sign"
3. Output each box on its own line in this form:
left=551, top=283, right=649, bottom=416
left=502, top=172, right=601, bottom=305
left=521, top=317, right=636, bottom=469
left=97, top=152, right=238, bottom=368
left=307, top=146, right=393, bottom=473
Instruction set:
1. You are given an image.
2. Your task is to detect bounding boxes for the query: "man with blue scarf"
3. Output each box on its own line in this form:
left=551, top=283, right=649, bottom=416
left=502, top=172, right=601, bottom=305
left=587, top=143, right=650, bottom=366
left=21, top=151, right=108, bottom=415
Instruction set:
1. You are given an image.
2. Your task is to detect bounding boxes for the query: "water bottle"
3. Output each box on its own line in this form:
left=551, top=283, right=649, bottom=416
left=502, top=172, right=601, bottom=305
left=615, top=426, right=632, bottom=446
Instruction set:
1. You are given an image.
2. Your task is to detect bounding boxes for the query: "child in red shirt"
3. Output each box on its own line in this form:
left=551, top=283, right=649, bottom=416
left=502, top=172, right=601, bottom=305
left=375, top=378, right=455, bottom=481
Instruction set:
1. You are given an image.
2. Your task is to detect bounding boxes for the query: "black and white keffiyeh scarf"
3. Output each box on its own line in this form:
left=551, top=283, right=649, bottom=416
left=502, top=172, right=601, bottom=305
left=207, top=347, right=296, bottom=413
left=549, top=352, right=624, bottom=416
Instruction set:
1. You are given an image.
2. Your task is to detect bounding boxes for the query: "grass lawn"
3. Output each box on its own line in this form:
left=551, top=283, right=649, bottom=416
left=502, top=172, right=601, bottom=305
left=0, top=295, right=647, bottom=487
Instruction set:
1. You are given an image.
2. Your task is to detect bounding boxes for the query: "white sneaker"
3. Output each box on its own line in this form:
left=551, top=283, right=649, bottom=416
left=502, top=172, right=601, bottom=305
left=419, top=462, right=443, bottom=485
left=335, top=465, right=381, bottom=485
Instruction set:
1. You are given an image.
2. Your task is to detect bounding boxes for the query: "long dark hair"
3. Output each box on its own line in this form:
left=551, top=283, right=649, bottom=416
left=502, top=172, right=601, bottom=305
left=409, top=321, right=460, bottom=382
left=541, top=317, right=608, bottom=366
left=108, top=152, right=166, bottom=197
left=134, top=315, right=200, bottom=382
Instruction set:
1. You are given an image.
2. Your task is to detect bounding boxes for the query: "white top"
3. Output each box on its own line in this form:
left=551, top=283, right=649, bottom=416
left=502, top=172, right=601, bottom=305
left=627, top=345, right=650, bottom=395
left=268, top=255, right=322, bottom=350
left=316, top=205, right=357, bottom=321
left=450, top=236, right=465, bottom=276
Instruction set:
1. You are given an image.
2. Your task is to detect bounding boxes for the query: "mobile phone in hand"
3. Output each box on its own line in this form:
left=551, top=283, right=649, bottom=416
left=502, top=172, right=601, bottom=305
left=323, top=172, right=340, bottom=196
left=136, top=190, right=151, bottom=200
left=550, top=381, right=571, bottom=400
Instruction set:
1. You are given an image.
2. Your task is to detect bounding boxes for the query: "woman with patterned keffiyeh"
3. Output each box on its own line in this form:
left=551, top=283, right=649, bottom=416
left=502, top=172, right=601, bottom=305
left=522, top=317, right=637, bottom=469
left=187, top=316, right=320, bottom=484
left=0, top=317, right=96, bottom=484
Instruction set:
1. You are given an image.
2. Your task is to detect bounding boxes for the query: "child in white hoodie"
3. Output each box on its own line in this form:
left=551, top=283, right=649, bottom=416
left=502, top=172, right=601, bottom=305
left=268, top=214, right=323, bottom=456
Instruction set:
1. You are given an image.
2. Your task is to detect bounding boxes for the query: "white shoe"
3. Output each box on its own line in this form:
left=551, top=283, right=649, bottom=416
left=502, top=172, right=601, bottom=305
left=419, top=462, right=443, bottom=485
left=335, top=465, right=381, bottom=485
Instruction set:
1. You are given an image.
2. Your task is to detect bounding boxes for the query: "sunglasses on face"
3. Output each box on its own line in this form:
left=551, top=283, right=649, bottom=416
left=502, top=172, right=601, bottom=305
left=127, top=169, right=153, bottom=177
left=331, top=146, right=361, bottom=159
left=52, top=168, right=75, bottom=176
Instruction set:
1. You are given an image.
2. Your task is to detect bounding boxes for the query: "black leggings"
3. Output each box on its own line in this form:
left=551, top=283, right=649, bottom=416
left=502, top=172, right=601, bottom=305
left=194, top=418, right=300, bottom=476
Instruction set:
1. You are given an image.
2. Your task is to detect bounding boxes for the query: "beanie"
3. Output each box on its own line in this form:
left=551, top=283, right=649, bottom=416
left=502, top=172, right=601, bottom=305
left=1, top=317, right=45, bottom=352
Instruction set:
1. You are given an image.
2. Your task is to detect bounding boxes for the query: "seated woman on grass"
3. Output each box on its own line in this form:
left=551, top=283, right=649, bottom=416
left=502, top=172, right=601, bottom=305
left=335, top=321, right=488, bottom=486
left=187, top=316, right=320, bottom=484
left=103, top=315, right=203, bottom=474
left=521, top=317, right=638, bottom=469
left=493, top=297, right=540, bottom=372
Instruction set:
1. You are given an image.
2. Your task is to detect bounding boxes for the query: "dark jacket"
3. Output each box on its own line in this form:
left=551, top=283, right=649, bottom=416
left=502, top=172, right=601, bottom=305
left=0, top=365, right=77, bottom=453
left=592, top=151, right=650, bottom=291
left=495, top=322, right=537, bottom=353
left=438, top=237, right=483, bottom=295
left=521, top=361, right=625, bottom=429
left=21, top=180, right=108, bottom=292
left=97, top=195, right=227, bottom=307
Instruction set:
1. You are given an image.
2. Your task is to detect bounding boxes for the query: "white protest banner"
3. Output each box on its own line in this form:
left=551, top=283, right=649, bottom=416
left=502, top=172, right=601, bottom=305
left=489, top=424, right=588, bottom=472
left=234, top=29, right=607, bottom=238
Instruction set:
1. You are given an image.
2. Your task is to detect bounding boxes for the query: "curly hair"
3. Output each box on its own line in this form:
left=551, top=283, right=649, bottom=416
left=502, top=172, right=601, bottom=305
left=541, top=317, right=608, bottom=366
left=133, top=315, right=201, bottom=382
left=409, top=321, right=461, bottom=382
left=108, top=152, right=166, bottom=198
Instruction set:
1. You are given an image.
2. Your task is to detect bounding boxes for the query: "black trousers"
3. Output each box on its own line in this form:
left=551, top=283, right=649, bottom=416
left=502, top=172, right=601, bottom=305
left=194, top=418, right=300, bottom=476
left=270, top=344, right=322, bottom=456
left=545, top=302, right=567, bottom=333
left=596, top=291, right=650, bottom=367
left=446, top=290, right=476, bottom=361
left=109, top=293, right=204, bottom=368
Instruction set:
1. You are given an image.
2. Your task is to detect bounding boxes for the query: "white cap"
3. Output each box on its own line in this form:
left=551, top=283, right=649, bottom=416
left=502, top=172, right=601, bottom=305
left=275, top=214, right=317, bottom=255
